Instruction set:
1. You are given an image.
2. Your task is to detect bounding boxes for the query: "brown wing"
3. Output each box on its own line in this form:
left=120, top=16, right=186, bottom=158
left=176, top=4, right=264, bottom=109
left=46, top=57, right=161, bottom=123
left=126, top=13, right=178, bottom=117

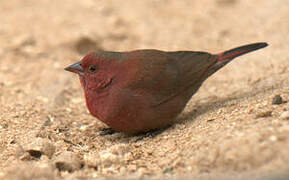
left=125, top=49, right=218, bottom=107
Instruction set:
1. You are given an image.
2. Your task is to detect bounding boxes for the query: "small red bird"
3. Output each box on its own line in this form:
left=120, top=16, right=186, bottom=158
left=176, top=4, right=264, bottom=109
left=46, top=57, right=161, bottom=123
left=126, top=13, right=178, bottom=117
left=65, top=42, right=268, bottom=134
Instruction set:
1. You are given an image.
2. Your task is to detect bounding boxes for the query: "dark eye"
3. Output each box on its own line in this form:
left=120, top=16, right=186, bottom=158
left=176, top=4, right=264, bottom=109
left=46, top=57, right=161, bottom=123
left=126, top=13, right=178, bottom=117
left=88, top=65, right=98, bottom=73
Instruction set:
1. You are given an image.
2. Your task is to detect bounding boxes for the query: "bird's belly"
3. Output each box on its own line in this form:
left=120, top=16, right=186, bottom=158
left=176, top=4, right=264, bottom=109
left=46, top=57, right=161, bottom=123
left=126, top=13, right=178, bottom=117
left=103, top=93, right=189, bottom=134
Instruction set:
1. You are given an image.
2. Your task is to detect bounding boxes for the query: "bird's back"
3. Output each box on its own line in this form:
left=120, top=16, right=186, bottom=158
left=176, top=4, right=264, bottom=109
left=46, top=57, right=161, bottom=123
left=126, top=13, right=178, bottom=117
left=124, top=50, right=218, bottom=107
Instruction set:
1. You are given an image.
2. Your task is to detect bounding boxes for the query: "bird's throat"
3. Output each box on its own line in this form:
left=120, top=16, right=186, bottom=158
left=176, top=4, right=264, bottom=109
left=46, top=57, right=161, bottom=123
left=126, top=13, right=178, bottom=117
left=84, top=89, right=107, bottom=121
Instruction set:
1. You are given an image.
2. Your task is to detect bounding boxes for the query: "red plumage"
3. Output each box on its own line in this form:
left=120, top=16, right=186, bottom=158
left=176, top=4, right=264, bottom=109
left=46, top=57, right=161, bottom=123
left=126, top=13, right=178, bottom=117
left=65, top=42, right=268, bottom=134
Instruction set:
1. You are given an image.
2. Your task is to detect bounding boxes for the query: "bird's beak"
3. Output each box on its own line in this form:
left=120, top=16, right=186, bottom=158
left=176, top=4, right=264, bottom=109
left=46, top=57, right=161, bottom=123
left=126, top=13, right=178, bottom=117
left=65, top=61, right=84, bottom=75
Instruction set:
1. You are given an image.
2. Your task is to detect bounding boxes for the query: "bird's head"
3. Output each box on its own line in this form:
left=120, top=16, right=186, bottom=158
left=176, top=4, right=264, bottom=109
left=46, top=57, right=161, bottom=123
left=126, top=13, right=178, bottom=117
left=65, top=52, right=120, bottom=95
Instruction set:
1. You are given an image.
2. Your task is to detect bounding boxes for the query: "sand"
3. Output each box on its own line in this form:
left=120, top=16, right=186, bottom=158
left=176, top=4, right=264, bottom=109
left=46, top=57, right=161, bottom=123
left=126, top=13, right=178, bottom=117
left=1, top=0, right=289, bottom=179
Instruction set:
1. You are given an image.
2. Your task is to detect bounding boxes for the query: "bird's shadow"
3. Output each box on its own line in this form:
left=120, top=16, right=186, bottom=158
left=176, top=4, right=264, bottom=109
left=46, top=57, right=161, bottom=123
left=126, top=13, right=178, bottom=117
left=179, top=87, right=273, bottom=122
left=177, top=84, right=279, bottom=126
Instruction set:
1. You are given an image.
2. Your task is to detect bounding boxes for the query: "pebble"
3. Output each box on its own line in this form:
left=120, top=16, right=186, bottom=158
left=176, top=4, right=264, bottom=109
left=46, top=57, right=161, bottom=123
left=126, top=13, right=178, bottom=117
left=84, top=152, right=100, bottom=169
left=280, top=111, right=289, bottom=120
left=85, top=144, right=130, bottom=169
left=54, top=151, right=83, bottom=172
left=99, top=152, right=118, bottom=167
left=78, top=125, right=88, bottom=132
left=269, top=135, right=277, bottom=142
left=255, top=110, right=272, bottom=118
left=20, top=138, right=55, bottom=159
left=272, top=95, right=283, bottom=105
left=163, top=167, right=173, bottom=174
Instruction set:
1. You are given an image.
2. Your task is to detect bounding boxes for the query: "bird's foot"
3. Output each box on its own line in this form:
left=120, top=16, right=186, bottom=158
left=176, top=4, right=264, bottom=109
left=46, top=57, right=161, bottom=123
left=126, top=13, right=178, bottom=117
left=134, top=128, right=166, bottom=141
left=99, top=128, right=117, bottom=136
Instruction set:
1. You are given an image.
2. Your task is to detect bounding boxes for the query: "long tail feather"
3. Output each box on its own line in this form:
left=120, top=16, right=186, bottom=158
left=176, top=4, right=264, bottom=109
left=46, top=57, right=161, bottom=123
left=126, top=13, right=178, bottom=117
left=217, top=42, right=268, bottom=61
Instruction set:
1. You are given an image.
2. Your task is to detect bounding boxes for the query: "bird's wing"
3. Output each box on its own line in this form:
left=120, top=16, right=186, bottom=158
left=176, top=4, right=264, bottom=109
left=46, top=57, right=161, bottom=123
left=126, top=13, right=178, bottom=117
left=126, top=50, right=218, bottom=107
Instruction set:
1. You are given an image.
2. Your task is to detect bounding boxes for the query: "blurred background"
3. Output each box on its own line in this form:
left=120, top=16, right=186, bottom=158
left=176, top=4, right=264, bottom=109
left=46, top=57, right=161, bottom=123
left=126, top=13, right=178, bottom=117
left=1, top=0, right=289, bottom=179
left=1, top=0, right=288, bottom=100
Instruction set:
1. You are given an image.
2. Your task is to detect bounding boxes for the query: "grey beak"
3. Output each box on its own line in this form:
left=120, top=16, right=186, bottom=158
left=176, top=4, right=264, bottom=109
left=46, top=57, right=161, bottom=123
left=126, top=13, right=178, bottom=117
left=65, top=61, right=84, bottom=74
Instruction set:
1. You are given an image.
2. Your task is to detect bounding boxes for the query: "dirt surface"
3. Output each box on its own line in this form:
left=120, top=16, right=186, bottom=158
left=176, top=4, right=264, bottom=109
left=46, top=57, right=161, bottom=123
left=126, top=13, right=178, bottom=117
left=1, top=0, right=289, bottom=179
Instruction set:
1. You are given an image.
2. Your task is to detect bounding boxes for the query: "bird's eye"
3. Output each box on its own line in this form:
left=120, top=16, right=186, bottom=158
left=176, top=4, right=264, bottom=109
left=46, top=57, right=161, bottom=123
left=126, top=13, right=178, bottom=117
left=88, top=65, right=98, bottom=73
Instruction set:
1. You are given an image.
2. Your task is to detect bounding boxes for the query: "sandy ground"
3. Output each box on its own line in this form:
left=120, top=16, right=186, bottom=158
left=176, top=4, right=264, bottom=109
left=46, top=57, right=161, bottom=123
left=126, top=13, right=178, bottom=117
left=1, top=0, right=289, bottom=179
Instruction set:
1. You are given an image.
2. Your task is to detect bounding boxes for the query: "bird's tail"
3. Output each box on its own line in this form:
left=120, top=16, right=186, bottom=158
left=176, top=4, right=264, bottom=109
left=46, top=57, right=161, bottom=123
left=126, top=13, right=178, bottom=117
left=217, top=42, right=268, bottom=61
left=201, top=42, right=268, bottom=79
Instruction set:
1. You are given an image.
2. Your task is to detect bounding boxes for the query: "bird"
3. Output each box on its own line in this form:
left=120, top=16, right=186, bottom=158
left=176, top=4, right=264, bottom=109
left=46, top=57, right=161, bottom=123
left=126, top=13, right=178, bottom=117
left=65, top=42, right=268, bottom=134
